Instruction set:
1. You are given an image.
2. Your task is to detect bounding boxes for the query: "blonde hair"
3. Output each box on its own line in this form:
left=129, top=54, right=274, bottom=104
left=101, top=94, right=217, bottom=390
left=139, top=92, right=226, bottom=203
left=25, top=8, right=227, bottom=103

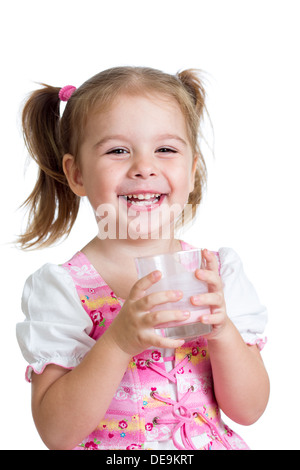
left=18, top=66, right=208, bottom=249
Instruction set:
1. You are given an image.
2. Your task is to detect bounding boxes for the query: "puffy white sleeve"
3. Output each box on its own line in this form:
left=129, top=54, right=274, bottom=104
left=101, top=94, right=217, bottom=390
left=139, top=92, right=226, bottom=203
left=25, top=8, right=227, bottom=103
left=16, top=263, right=95, bottom=382
left=219, top=247, right=267, bottom=350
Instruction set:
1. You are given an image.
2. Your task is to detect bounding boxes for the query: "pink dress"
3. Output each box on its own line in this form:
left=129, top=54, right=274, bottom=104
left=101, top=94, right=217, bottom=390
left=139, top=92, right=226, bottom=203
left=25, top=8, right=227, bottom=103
left=17, top=242, right=267, bottom=450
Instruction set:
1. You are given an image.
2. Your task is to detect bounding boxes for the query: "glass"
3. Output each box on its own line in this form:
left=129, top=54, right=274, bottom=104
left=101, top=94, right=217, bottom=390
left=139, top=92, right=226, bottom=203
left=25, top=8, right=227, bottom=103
left=135, top=249, right=211, bottom=341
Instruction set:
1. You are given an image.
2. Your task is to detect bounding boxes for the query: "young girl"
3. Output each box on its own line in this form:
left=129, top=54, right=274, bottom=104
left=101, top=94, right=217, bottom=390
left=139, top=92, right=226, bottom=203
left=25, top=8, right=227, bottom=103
left=16, top=66, right=269, bottom=451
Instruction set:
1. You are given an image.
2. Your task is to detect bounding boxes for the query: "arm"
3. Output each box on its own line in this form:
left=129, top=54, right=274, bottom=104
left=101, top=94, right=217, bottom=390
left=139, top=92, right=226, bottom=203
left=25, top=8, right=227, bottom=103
left=207, top=322, right=269, bottom=424
left=31, top=333, right=131, bottom=450
left=191, top=250, right=270, bottom=425
left=31, top=271, right=187, bottom=450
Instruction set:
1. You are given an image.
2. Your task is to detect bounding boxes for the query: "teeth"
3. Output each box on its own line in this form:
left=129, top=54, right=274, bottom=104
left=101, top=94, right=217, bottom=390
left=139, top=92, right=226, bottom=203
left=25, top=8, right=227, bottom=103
left=122, top=193, right=162, bottom=205
left=125, top=193, right=161, bottom=200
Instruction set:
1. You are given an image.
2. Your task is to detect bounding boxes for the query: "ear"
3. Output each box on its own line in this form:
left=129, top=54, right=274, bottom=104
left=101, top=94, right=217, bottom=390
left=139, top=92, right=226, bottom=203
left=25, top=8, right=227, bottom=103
left=63, top=154, right=86, bottom=197
left=189, top=156, right=198, bottom=193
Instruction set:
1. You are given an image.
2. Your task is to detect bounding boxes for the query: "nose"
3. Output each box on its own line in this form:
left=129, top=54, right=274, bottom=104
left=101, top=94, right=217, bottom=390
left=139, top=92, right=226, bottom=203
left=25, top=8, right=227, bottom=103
left=128, top=153, right=158, bottom=179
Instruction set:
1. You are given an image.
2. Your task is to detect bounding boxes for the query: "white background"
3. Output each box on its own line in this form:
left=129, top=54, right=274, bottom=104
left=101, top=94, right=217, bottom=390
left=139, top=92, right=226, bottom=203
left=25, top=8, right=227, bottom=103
left=1, top=0, right=299, bottom=450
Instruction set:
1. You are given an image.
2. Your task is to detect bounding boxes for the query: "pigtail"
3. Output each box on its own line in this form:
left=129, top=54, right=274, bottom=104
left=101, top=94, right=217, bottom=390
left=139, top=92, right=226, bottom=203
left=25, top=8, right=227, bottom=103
left=176, top=69, right=206, bottom=119
left=18, top=84, right=80, bottom=249
left=175, top=69, right=209, bottom=229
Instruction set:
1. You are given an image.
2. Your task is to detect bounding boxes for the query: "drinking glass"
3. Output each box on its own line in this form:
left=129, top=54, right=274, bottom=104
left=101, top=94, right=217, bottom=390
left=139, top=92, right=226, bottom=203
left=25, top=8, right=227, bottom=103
left=135, top=249, right=211, bottom=341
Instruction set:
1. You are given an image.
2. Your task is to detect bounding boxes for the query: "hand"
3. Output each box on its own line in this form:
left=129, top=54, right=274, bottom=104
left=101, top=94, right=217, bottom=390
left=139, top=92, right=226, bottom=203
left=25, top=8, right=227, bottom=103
left=191, top=249, right=231, bottom=340
left=107, top=270, right=187, bottom=356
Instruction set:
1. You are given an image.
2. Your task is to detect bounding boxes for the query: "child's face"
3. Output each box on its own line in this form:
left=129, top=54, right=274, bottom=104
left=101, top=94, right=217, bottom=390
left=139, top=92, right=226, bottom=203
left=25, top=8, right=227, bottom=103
left=69, top=93, right=197, bottom=239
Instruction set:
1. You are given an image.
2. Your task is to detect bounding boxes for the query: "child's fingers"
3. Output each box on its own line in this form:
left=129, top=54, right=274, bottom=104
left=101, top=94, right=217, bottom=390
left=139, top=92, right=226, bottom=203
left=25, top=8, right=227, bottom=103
left=135, top=289, right=183, bottom=312
left=153, top=336, right=185, bottom=350
left=130, top=271, right=184, bottom=310
left=198, top=249, right=222, bottom=294
left=202, top=249, right=219, bottom=272
left=194, top=268, right=223, bottom=292
left=141, top=329, right=185, bottom=349
left=143, top=309, right=190, bottom=328
left=190, top=291, right=224, bottom=307
left=200, top=312, right=224, bottom=326
left=130, top=270, right=162, bottom=300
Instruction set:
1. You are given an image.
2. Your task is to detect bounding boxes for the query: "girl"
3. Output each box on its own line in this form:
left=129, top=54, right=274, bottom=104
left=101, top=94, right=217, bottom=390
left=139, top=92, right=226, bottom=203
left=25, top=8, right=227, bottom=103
left=16, top=66, right=269, bottom=451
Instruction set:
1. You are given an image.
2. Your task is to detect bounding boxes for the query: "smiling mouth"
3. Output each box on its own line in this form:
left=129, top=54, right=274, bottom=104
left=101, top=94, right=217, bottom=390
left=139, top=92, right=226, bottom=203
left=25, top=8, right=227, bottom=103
left=118, top=193, right=167, bottom=209
left=122, top=193, right=160, bottom=204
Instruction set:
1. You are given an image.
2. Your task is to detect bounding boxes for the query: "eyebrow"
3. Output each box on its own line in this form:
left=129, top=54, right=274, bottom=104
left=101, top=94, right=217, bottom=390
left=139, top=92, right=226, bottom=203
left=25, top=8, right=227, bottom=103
left=94, top=134, right=188, bottom=149
left=94, top=135, right=129, bottom=149
left=157, top=134, right=188, bottom=147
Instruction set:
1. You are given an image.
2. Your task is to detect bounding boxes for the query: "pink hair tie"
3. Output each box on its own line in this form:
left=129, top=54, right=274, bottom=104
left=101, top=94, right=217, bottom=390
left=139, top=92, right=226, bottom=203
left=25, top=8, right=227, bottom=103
left=59, top=85, right=77, bottom=102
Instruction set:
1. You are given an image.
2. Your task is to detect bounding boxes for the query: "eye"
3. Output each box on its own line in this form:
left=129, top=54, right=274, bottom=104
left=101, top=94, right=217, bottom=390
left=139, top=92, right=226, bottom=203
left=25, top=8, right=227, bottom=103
left=156, top=147, right=177, bottom=154
left=106, top=148, right=129, bottom=155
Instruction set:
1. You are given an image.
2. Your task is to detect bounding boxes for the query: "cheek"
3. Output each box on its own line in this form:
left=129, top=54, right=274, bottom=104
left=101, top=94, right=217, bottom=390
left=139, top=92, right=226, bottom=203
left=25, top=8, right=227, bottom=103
left=171, top=164, right=194, bottom=194
left=82, top=170, right=115, bottom=209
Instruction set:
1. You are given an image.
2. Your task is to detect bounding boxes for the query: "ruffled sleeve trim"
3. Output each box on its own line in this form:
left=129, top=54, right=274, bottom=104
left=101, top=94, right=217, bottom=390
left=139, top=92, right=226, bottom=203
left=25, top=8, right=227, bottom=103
left=17, top=263, right=95, bottom=382
left=242, top=334, right=267, bottom=351
left=25, top=357, right=81, bottom=383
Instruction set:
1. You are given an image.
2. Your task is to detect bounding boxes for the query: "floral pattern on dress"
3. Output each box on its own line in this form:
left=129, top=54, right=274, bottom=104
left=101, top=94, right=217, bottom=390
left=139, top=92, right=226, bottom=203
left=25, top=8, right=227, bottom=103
left=62, top=249, right=251, bottom=451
